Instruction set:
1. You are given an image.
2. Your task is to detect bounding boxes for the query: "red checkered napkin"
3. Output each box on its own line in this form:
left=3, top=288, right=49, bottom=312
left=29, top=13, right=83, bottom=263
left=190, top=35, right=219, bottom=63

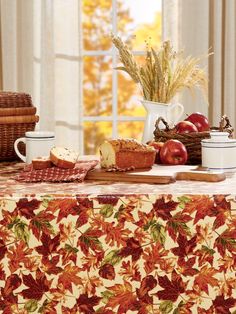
left=15, top=160, right=99, bottom=183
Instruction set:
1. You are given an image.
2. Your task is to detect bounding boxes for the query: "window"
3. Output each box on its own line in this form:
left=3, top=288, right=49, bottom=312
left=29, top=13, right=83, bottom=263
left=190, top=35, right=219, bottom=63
left=82, top=0, right=162, bottom=154
left=34, top=1, right=162, bottom=154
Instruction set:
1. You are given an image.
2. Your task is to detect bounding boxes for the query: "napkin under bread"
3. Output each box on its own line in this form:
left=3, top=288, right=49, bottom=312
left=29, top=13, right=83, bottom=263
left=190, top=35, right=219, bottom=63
left=15, top=160, right=99, bottom=183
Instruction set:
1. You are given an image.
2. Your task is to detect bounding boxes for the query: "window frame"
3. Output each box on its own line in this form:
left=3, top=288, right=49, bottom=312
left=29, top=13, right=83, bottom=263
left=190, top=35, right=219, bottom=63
left=79, top=0, right=162, bottom=154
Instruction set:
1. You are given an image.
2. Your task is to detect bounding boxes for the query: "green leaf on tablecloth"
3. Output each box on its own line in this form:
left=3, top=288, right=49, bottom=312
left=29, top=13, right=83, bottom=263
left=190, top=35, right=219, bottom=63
left=24, top=299, right=38, bottom=312
left=65, top=243, right=79, bottom=253
left=143, top=219, right=156, bottom=231
left=7, top=217, right=21, bottom=229
left=102, top=249, right=122, bottom=266
left=41, top=195, right=54, bottom=208
left=101, top=290, right=114, bottom=303
left=80, top=235, right=102, bottom=249
left=202, top=245, right=215, bottom=255
left=177, top=196, right=191, bottom=209
left=38, top=299, right=48, bottom=313
left=100, top=204, right=114, bottom=218
left=167, top=220, right=191, bottom=240
left=14, top=221, right=30, bottom=244
left=159, top=300, right=173, bottom=313
left=150, top=223, right=166, bottom=245
left=33, top=220, right=54, bottom=231
left=114, top=204, right=125, bottom=219
left=173, top=301, right=184, bottom=314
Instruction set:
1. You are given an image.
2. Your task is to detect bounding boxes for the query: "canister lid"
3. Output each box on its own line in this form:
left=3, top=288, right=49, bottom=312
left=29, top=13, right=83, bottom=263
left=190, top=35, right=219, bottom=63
left=201, top=131, right=236, bottom=145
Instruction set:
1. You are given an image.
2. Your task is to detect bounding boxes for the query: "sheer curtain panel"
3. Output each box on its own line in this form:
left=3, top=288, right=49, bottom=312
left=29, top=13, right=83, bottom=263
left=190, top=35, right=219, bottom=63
left=0, top=0, right=82, bottom=152
left=163, top=0, right=236, bottom=127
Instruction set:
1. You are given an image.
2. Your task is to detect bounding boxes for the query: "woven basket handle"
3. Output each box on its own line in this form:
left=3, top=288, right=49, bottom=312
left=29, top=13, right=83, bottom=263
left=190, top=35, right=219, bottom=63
left=219, top=115, right=233, bottom=132
left=155, top=117, right=171, bottom=132
left=211, top=115, right=234, bottom=134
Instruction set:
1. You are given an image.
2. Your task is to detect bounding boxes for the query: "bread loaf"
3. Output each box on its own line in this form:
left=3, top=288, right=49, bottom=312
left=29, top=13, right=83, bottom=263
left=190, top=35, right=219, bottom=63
left=32, top=157, right=52, bottom=170
left=99, top=139, right=156, bottom=169
left=50, top=147, right=78, bottom=169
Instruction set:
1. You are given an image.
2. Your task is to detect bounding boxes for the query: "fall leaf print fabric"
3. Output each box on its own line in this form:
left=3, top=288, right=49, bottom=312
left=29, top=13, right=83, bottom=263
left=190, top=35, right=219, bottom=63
left=0, top=194, right=236, bottom=313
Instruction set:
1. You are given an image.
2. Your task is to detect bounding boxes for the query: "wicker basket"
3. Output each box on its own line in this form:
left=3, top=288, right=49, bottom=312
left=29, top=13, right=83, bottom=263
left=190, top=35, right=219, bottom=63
left=153, top=115, right=234, bottom=165
left=0, top=92, right=33, bottom=108
left=0, top=92, right=39, bottom=161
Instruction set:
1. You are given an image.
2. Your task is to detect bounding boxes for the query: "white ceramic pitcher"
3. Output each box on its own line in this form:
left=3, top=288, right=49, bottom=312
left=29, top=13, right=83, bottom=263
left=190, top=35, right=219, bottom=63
left=141, top=100, right=184, bottom=143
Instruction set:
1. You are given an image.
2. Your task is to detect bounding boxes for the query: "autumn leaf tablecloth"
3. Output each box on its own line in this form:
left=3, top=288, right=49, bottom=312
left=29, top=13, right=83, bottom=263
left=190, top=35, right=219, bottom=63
left=0, top=163, right=236, bottom=313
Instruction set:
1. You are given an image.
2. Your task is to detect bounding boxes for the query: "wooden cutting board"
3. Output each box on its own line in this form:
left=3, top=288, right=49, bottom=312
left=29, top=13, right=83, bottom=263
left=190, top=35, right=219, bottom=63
left=86, top=165, right=226, bottom=184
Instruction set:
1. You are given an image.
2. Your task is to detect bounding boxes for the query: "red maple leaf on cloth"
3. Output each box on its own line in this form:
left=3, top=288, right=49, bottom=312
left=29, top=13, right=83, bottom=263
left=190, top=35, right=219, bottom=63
left=58, top=264, right=83, bottom=293
left=118, top=237, right=143, bottom=262
left=42, top=255, right=62, bottom=275
left=76, top=196, right=93, bottom=209
left=99, top=263, right=115, bottom=280
left=29, top=211, right=55, bottom=240
left=96, top=194, right=120, bottom=206
left=57, top=199, right=80, bottom=223
left=106, top=281, right=139, bottom=314
left=21, top=270, right=51, bottom=300
left=36, top=232, right=60, bottom=256
left=136, top=275, right=157, bottom=304
left=1, top=274, right=21, bottom=304
left=153, top=197, right=179, bottom=220
left=76, top=293, right=101, bottom=314
left=119, top=260, right=141, bottom=282
left=214, top=229, right=236, bottom=257
left=194, top=265, right=219, bottom=294
left=156, top=270, right=186, bottom=302
left=177, top=257, right=198, bottom=276
left=166, top=212, right=192, bottom=241
left=212, top=295, right=236, bottom=314
left=6, top=240, right=33, bottom=273
left=16, top=198, right=41, bottom=219
left=76, top=196, right=93, bottom=227
left=0, top=239, right=7, bottom=261
left=142, top=243, right=168, bottom=274
left=171, top=234, right=197, bottom=257
left=183, top=195, right=215, bottom=224
left=77, top=228, right=103, bottom=255
left=46, top=199, right=80, bottom=223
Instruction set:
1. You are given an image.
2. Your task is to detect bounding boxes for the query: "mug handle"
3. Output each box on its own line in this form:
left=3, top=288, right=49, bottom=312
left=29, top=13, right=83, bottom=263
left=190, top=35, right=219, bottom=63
left=169, top=103, right=184, bottom=124
left=14, top=137, right=26, bottom=162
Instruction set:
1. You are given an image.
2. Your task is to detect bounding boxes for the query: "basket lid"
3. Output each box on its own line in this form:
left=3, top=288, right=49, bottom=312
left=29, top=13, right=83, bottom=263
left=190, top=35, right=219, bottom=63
left=0, top=92, right=33, bottom=108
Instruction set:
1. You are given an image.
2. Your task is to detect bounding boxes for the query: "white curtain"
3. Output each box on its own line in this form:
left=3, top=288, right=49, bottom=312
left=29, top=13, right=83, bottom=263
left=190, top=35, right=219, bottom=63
left=1, top=0, right=236, bottom=144
left=163, top=0, right=209, bottom=118
left=163, top=0, right=236, bottom=129
left=208, top=0, right=236, bottom=126
left=0, top=0, right=82, bottom=152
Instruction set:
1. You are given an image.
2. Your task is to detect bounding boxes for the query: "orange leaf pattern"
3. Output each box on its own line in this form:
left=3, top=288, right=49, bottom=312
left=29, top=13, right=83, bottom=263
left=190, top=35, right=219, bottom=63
left=0, top=193, right=236, bottom=313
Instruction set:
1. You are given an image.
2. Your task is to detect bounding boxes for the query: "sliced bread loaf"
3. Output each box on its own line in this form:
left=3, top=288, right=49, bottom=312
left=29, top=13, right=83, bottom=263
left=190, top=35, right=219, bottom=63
left=50, top=147, right=79, bottom=169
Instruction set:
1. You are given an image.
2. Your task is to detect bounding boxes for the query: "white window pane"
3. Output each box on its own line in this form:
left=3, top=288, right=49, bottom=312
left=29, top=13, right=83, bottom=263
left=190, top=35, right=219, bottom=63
left=83, top=56, right=112, bottom=116
left=84, top=121, right=112, bottom=154
left=117, top=0, right=162, bottom=50
left=82, top=0, right=112, bottom=51
left=118, top=121, right=144, bottom=140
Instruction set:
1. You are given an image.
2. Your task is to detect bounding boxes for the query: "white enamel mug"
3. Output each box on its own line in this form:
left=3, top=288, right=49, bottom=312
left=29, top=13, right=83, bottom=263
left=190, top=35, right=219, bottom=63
left=14, top=131, right=55, bottom=164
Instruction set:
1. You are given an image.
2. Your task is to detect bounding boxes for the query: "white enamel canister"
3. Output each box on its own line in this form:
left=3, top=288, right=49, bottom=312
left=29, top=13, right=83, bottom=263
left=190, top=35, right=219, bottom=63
left=201, top=132, right=236, bottom=171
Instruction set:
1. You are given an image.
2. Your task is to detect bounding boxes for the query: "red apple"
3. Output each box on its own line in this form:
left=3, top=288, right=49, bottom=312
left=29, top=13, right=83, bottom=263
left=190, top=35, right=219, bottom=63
left=160, top=139, right=188, bottom=165
left=185, top=112, right=210, bottom=132
left=148, top=141, right=164, bottom=163
left=175, top=121, right=198, bottom=134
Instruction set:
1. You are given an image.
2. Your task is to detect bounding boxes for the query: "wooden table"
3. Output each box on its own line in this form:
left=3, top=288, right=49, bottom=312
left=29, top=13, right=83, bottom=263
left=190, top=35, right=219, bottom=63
left=0, top=162, right=236, bottom=313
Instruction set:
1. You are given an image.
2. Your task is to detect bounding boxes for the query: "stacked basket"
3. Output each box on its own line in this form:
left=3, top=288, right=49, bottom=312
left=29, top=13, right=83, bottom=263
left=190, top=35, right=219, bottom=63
left=153, top=116, right=234, bottom=165
left=0, top=92, right=39, bottom=161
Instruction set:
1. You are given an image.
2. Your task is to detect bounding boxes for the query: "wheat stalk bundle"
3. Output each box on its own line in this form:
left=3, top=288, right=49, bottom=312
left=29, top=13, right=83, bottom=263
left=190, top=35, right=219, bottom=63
left=112, top=35, right=209, bottom=104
